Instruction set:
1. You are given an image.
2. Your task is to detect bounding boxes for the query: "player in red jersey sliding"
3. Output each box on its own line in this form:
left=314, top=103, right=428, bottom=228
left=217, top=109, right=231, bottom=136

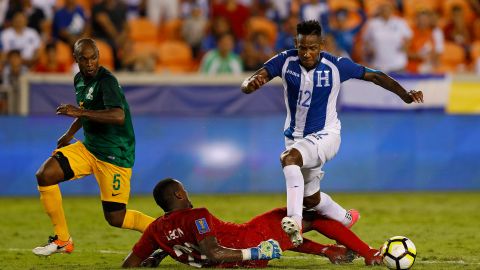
left=122, top=178, right=382, bottom=268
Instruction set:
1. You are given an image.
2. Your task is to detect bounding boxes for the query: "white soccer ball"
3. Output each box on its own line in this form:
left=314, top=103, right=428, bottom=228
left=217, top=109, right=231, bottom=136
left=380, top=236, right=416, bottom=270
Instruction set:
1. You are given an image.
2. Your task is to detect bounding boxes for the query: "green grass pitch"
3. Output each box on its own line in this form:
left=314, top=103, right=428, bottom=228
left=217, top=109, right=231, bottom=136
left=0, top=192, right=479, bottom=269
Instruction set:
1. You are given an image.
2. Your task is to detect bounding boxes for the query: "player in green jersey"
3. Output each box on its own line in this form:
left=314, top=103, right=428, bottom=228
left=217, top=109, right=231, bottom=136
left=32, top=38, right=155, bottom=256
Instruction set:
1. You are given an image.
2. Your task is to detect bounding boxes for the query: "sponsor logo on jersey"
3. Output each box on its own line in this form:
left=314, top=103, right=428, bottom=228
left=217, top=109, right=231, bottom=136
left=195, top=218, right=210, bottom=234
left=286, top=69, right=300, bottom=78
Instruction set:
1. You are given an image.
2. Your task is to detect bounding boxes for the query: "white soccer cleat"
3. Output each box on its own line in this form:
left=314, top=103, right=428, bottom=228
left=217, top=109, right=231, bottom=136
left=281, top=216, right=303, bottom=247
left=32, top=235, right=74, bottom=256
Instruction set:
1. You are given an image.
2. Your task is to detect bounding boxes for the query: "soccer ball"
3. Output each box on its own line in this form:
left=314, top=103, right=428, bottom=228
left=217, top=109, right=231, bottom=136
left=380, top=236, right=416, bottom=270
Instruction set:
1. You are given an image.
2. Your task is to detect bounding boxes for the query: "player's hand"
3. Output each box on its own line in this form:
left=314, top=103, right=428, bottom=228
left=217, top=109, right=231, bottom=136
left=251, top=239, right=282, bottom=260
left=404, top=90, right=424, bottom=104
left=57, top=133, right=73, bottom=149
left=56, top=104, right=83, bottom=117
left=140, top=249, right=169, bottom=268
left=242, top=74, right=267, bottom=93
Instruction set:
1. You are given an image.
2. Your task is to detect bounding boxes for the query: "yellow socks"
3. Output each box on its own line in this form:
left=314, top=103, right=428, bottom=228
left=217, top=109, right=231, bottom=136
left=38, top=185, right=70, bottom=241
left=121, top=210, right=155, bottom=232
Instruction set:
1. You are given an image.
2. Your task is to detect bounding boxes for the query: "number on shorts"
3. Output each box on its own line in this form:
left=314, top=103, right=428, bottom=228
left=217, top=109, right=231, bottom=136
left=113, top=174, right=121, bottom=190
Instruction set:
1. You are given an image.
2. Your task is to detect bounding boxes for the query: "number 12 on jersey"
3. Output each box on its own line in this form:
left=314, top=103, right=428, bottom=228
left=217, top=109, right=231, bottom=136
left=297, top=90, right=312, bottom=107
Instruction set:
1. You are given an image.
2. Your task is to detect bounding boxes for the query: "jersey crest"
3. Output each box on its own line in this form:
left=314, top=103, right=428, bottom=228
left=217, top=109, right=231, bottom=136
left=195, top=218, right=210, bottom=234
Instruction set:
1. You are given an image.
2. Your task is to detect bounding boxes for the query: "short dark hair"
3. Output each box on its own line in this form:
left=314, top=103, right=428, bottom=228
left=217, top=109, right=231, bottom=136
left=153, top=178, right=181, bottom=212
left=297, top=20, right=322, bottom=36
left=7, top=49, right=21, bottom=58
left=73, top=38, right=98, bottom=58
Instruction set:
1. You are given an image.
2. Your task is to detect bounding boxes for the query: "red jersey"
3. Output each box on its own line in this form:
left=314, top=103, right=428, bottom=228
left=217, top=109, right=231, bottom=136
left=132, top=207, right=293, bottom=268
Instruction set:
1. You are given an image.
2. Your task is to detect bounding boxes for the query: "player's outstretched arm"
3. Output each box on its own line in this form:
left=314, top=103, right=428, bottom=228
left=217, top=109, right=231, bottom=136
left=57, top=118, right=82, bottom=148
left=122, top=252, right=144, bottom=268
left=241, top=68, right=270, bottom=94
left=56, top=104, right=125, bottom=125
left=362, top=68, right=424, bottom=104
left=199, top=236, right=282, bottom=263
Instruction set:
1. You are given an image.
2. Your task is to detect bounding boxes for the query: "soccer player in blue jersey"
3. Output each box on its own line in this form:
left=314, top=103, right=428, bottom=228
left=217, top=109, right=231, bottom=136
left=241, top=20, right=424, bottom=247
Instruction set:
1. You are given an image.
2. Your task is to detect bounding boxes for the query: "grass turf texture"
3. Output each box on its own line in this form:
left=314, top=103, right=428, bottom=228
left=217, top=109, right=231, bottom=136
left=0, top=192, right=479, bottom=270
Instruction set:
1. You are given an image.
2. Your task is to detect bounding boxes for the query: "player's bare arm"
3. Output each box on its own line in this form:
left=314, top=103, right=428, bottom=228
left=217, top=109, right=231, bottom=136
left=241, top=68, right=270, bottom=94
left=56, top=104, right=125, bottom=125
left=362, top=69, right=424, bottom=104
left=199, top=235, right=245, bottom=262
left=57, top=118, right=82, bottom=148
left=122, top=252, right=144, bottom=268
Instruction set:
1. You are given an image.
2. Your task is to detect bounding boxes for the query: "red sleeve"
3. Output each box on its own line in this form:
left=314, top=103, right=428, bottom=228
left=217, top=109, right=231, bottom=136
left=132, top=223, right=159, bottom=260
left=188, top=208, right=217, bottom=243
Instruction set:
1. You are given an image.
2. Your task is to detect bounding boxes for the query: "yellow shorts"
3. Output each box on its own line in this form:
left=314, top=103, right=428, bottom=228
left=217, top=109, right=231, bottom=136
left=53, top=141, right=131, bottom=204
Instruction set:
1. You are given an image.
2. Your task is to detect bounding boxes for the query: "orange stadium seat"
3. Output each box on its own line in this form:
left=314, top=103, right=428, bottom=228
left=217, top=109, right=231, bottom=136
left=439, top=41, right=466, bottom=72
left=472, top=41, right=480, bottom=60
left=156, top=41, right=193, bottom=73
left=158, top=19, right=183, bottom=42
left=328, top=0, right=361, bottom=11
left=129, top=18, right=158, bottom=42
left=95, top=39, right=114, bottom=70
left=246, top=17, right=277, bottom=46
left=133, top=41, right=159, bottom=58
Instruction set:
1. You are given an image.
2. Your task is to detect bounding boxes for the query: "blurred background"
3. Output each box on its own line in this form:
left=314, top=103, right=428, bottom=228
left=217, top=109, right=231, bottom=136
left=0, top=0, right=479, bottom=196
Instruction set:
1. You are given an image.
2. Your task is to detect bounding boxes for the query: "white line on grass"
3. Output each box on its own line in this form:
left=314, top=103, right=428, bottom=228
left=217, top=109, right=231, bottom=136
left=284, top=256, right=480, bottom=265
left=5, top=249, right=480, bottom=265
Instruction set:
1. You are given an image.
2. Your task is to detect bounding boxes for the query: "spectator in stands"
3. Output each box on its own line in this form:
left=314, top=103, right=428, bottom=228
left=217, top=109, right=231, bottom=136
left=118, top=39, right=156, bottom=73
left=362, top=1, right=412, bottom=73
left=324, top=34, right=349, bottom=58
left=146, top=0, right=179, bottom=26
left=91, top=0, right=129, bottom=70
left=2, top=49, right=27, bottom=114
left=407, top=9, right=444, bottom=73
left=201, top=16, right=233, bottom=54
left=52, top=0, right=87, bottom=47
left=181, top=3, right=207, bottom=59
left=242, top=31, right=274, bottom=71
left=275, top=14, right=298, bottom=52
left=443, top=5, right=472, bottom=60
left=0, top=0, right=8, bottom=27
left=31, top=0, right=56, bottom=20
left=211, top=0, right=250, bottom=42
left=1, top=11, right=41, bottom=67
left=34, top=42, right=68, bottom=73
left=5, top=0, right=47, bottom=40
left=200, top=32, right=243, bottom=75
left=322, top=7, right=367, bottom=58
left=124, top=0, right=146, bottom=20
left=300, top=0, right=328, bottom=22
left=265, top=0, right=292, bottom=24
left=180, top=0, right=209, bottom=19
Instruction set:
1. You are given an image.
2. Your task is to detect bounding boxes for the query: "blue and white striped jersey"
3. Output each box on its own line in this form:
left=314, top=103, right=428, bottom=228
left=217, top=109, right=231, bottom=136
left=264, top=50, right=365, bottom=139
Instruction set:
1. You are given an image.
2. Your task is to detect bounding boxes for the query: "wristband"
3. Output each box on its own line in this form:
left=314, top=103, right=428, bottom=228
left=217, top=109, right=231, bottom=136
left=241, top=248, right=259, bottom=260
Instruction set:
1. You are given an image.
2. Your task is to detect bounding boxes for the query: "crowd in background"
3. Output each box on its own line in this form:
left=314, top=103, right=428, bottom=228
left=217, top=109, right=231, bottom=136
left=1, top=0, right=480, bottom=113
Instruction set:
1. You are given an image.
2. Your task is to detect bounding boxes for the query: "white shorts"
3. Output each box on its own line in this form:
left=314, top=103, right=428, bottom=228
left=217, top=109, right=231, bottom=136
left=285, top=131, right=341, bottom=197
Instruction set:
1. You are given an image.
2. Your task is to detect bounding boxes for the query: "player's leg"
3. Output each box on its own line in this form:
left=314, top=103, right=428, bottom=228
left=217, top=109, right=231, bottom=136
left=33, top=142, right=92, bottom=256
left=95, top=161, right=154, bottom=232
left=291, top=238, right=356, bottom=264
left=303, top=171, right=358, bottom=227
left=280, top=138, right=307, bottom=246
left=303, top=217, right=381, bottom=265
left=301, top=132, right=359, bottom=227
